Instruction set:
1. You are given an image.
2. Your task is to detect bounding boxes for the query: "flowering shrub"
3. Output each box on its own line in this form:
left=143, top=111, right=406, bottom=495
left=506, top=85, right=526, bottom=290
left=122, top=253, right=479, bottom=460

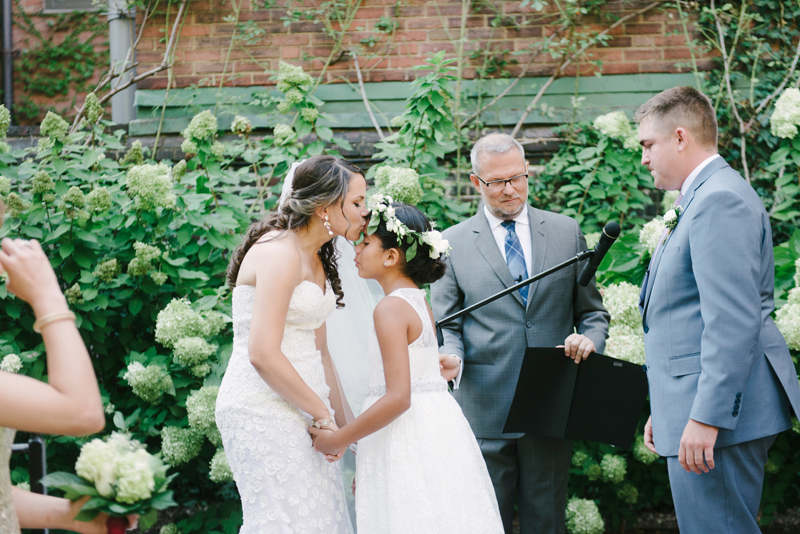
left=565, top=498, right=605, bottom=534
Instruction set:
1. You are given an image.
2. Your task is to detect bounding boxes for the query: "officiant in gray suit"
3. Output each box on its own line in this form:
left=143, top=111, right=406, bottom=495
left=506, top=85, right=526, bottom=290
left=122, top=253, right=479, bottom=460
left=431, top=133, right=609, bottom=534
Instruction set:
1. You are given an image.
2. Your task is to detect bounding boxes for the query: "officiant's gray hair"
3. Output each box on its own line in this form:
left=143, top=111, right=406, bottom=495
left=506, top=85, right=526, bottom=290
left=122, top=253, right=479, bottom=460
left=470, top=133, right=526, bottom=177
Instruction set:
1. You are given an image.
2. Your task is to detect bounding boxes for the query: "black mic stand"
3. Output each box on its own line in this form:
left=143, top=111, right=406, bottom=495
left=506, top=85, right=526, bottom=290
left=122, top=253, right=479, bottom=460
left=435, top=249, right=595, bottom=346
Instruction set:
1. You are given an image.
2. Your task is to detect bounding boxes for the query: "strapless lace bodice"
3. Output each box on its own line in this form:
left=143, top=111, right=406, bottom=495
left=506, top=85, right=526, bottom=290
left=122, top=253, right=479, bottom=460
left=366, top=288, right=444, bottom=396
left=217, top=280, right=337, bottom=417
left=0, top=427, right=20, bottom=534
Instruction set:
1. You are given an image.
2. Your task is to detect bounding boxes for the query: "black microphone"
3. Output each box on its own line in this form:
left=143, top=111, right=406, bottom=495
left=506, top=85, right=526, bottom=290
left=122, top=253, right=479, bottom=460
left=578, top=222, right=620, bottom=286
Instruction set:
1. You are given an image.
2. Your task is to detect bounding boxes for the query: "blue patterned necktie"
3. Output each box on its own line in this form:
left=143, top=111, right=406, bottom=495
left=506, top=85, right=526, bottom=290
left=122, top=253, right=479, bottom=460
left=501, top=220, right=528, bottom=306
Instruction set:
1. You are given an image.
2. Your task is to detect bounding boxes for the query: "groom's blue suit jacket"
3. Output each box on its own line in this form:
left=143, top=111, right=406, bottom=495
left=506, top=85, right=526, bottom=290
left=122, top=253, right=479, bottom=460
left=640, top=157, right=800, bottom=457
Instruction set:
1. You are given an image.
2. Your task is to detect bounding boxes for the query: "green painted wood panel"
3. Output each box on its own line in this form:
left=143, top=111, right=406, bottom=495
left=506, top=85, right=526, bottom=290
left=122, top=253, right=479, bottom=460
left=129, top=73, right=699, bottom=136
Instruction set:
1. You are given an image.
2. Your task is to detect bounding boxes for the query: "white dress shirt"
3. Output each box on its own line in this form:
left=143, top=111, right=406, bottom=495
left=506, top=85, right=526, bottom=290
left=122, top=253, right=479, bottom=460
left=681, top=154, right=721, bottom=198
left=483, top=205, right=533, bottom=274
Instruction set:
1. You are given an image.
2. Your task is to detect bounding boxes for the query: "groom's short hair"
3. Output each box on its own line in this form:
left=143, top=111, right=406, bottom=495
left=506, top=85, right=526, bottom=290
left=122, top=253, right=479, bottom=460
left=470, top=133, right=525, bottom=177
left=634, top=86, right=718, bottom=150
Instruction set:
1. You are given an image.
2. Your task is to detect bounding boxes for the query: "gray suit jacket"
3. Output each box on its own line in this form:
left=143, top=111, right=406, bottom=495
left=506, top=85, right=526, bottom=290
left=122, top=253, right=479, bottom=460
left=640, top=157, right=800, bottom=456
left=431, top=205, right=610, bottom=439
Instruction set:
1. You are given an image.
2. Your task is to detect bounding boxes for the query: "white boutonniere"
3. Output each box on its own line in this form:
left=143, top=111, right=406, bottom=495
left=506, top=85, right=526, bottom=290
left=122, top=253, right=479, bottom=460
left=663, top=206, right=681, bottom=234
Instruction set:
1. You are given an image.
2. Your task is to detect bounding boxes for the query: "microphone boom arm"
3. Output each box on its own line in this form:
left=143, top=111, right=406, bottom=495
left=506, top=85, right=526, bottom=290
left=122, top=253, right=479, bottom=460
left=435, top=249, right=595, bottom=346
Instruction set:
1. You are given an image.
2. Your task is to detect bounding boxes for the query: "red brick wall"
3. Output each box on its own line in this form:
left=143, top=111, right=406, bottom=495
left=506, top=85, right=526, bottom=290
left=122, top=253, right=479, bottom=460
left=135, top=0, right=714, bottom=90
left=8, top=0, right=714, bottom=122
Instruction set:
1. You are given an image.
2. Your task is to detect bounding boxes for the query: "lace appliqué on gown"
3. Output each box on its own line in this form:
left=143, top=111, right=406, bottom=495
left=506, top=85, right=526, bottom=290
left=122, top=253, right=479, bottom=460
left=355, top=288, right=504, bottom=534
left=216, top=282, right=349, bottom=534
left=0, top=427, right=20, bottom=534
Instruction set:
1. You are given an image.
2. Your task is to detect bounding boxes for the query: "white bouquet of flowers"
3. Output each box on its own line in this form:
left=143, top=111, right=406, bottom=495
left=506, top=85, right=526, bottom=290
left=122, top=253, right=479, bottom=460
left=42, top=432, right=175, bottom=531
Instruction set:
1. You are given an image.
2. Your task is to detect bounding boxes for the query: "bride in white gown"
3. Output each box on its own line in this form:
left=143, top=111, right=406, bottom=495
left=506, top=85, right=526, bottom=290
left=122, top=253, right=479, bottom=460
left=216, top=156, right=368, bottom=534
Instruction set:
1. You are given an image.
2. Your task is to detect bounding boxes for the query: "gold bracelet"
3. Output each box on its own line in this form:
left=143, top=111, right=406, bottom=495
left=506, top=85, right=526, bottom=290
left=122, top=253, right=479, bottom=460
left=33, top=311, right=76, bottom=333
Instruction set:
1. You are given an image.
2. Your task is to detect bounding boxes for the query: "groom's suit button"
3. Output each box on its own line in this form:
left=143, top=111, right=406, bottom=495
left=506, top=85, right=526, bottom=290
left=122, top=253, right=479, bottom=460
left=526, top=321, right=532, bottom=328
left=732, top=410, right=739, bottom=417
left=643, top=325, right=649, bottom=333
left=642, top=365, right=647, bottom=372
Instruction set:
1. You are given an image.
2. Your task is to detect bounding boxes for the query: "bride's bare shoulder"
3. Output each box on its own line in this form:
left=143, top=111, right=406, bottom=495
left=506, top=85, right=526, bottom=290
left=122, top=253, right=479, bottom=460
left=237, top=232, right=302, bottom=286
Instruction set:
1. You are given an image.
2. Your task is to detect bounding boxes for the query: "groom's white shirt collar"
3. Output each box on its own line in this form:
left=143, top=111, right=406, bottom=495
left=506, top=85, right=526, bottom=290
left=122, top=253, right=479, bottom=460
left=483, top=205, right=533, bottom=271
left=680, top=154, right=721, bottom=197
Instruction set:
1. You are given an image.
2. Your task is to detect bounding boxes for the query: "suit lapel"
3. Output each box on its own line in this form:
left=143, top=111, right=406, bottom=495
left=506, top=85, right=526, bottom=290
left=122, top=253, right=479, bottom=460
left=525, top=206, right=547, bottom=309
left=472, top=211, right=525, bottom=308
left=642, top=156, right=729, bottom=314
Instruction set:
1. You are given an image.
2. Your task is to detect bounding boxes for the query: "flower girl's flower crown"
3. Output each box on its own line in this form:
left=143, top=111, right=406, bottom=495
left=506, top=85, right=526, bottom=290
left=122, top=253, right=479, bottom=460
left=366, top=193, right=451, bottom=261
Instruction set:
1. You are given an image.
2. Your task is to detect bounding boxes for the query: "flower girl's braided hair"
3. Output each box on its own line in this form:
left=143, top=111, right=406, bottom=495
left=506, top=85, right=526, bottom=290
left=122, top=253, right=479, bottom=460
left=368, top=199, right=450, bottom=287
left=227, top=155, right=362, bottom=308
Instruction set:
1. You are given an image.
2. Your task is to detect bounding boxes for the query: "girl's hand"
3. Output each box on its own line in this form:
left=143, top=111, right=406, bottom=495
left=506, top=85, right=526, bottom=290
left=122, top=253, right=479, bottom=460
left=0, top=238, right=67, bottom=316
left=309, top=426, right=346, bottom=460
left=69, top=496, right=138, bottom=534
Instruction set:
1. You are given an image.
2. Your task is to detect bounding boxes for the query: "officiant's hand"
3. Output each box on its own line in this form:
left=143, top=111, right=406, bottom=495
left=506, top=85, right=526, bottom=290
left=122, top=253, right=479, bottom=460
left=439, top=353, right=461, bottom=381
left=309, top=426, right=347, bottom=461
left=558, top=333, right=595, bottom=364
left=644, top=416, right=657, bottom=454
left=679, top=419, right=718, bottom=474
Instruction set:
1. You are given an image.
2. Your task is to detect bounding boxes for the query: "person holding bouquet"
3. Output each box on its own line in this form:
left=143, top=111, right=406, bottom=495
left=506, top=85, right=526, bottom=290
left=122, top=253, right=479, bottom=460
left=0, top=201, right=136, bottom=533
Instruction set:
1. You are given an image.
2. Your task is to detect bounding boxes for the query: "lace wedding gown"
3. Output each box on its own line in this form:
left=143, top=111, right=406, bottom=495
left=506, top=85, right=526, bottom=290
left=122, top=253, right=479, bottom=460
left=355, top=288, right=504, bottom=534
left=1, top=427, right=20, bottom=533
left=216, top=281, right=349, bottom=534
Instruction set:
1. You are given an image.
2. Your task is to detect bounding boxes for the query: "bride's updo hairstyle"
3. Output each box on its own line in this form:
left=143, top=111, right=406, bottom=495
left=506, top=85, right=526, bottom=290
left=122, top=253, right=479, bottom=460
left=372, top=203, right=447, bottom=286
left=227, top=155, right=363, bottom=307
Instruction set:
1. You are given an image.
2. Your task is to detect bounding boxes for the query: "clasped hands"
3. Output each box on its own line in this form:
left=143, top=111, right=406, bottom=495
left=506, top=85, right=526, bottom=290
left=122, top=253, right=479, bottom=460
left=309, top=422, right=347, bottom=462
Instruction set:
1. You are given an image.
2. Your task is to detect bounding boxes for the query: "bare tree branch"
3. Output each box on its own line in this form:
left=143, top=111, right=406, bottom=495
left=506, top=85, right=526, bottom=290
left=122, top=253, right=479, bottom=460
left=711, top=0, right=750, bottom=181
left=70, top=0, right=189, bottom=133
left=746, top=30, right=800, bottom=129
left=351, top=52, right=384, bottom=139
left=511, top=1, right=665, bottom=137
left=459, top=21, right=570, bottom=129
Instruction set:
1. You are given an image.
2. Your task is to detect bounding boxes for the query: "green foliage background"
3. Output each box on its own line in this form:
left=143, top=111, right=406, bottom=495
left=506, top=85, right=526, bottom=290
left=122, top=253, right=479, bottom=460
left=3, top=1, right=800, bottom=531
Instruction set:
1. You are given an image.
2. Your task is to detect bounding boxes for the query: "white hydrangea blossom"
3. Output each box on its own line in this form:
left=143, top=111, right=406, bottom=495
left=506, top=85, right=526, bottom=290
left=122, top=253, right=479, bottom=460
left=276, top=61, right=313, bottom=93
left=160, top=524, right=179, bottom=534
left=565, top=498, right=605, bottom=534
left=155, top=298, right=211, bottom=348
left=187, top=386, right=222, bottom=446
left=114, top=448, right=156, bottom=504
left=273, top=123, right=296, bottom=144
left=639, top=218, right=666, bottom=255
left=173, top=337, right=217, bottom=367
left=161, top=426, right=204, bottom=466
left=584, top=232, right=600, bottom=250
left=75, top=439, right=119, bottom=498
left=15, top=481, right=30, bottom=491
left=126, top=163, right=176, bottom=211
left=231, top=115, right=252, bottom=136
left=770, top=88, right=800, bottom=139
left=0, top=354, right=22, bottom=373
left=123, top=361, right=173, bottom=404
left=601, top=282, right=641, bottom=329
left=209, top=448, right=234, bottom=483
left=632, top=434, right=659, bottom=465
left=600, top=454, right=627, bottom=484
left=605, top=325, right=646, bottom=365
left=0, top=175, right=10, bottom=197
left=592, top=111, right=639, bottom=151
left=182, top=110, right=219, bottom=141
left=775, top=288, right=800, bottom=351
left=374, top=165, right=424, bottom=205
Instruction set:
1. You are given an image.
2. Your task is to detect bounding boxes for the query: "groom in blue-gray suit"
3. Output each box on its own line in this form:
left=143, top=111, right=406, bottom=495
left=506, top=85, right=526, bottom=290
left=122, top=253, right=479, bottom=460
left=432, top=133, right=609, bottom=534
left=636, top=86, right=800, bottom=533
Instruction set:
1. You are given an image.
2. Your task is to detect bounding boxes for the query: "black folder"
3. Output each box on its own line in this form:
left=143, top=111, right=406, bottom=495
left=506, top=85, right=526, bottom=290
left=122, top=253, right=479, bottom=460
left=503, top=347, right=648, bottom=448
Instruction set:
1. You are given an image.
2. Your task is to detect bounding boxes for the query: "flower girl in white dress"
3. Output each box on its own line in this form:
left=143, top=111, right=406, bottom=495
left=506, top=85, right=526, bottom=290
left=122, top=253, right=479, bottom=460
left=309, top=196, right=504, bottom=534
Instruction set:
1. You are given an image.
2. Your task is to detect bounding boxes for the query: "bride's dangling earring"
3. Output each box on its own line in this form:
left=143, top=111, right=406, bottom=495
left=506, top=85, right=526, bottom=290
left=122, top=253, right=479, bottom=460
left=323, top=214, right=334, bottom=236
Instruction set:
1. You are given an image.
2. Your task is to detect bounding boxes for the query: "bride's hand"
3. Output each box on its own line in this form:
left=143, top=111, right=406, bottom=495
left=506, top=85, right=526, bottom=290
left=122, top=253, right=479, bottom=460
left=309, top=426, right=347, bottom=461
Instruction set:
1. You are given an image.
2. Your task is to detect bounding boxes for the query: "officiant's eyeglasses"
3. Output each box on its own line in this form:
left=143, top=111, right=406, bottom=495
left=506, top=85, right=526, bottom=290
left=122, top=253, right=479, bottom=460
left=474, top=173, right=529, bottom=192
